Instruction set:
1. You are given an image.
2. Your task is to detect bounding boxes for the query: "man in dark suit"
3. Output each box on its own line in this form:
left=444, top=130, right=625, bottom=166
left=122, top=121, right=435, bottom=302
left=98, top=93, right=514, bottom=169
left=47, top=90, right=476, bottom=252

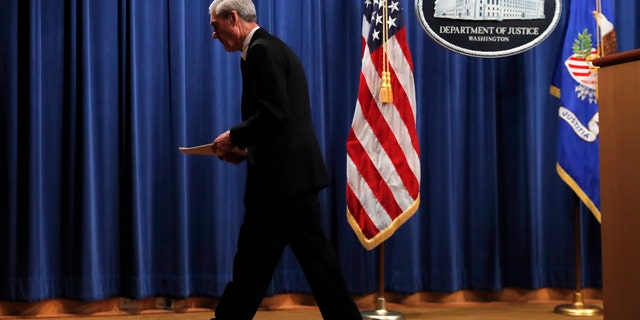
left=208, top=1, right=362, bottom=319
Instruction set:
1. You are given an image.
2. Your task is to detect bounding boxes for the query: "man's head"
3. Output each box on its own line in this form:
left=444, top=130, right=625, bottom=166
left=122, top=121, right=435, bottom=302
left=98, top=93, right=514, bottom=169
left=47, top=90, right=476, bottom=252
left=209, top=0, right=258, bottom=52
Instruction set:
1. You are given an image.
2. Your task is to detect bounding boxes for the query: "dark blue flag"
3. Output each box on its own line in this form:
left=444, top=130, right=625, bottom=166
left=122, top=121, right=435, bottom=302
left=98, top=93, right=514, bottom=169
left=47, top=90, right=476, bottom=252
left=551, top=0, right=616, bottom=222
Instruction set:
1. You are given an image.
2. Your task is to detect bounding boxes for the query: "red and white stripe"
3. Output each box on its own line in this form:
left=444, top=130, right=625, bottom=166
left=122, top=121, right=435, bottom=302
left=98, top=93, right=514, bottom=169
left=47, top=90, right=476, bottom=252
left=564, top=48, right=597, bottom=88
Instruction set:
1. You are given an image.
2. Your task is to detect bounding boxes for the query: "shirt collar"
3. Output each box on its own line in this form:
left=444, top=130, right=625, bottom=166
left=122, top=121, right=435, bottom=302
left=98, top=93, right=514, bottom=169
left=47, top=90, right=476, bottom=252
left=241, top=27, right=261, bottom=60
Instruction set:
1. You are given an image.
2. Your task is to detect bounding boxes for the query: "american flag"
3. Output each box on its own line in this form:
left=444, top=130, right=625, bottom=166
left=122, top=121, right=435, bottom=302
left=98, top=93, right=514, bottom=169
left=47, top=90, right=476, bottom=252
left=346, top=0, right=420, bottom=250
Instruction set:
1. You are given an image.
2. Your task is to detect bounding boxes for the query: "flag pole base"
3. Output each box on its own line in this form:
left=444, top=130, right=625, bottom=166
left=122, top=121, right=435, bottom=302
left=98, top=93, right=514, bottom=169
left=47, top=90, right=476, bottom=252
left=553, top=292, right=603, bottom=317
left=361, top=297, right=405, bottom=320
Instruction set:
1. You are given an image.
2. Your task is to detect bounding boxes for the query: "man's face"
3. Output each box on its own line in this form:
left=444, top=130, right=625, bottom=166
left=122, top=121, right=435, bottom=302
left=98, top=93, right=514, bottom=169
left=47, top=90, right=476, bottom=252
left=210, top=11, right=241, bottom=52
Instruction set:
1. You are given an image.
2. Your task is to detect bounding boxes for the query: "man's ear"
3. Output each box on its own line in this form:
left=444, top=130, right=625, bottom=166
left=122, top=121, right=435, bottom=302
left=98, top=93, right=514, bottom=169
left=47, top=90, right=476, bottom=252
left=230, top=11, right=238, bottom=25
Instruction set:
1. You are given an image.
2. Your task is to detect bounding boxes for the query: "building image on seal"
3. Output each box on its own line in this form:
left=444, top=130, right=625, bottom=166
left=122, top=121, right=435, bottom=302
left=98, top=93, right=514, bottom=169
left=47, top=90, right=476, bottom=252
left=434, top=0, right=546, bottom=21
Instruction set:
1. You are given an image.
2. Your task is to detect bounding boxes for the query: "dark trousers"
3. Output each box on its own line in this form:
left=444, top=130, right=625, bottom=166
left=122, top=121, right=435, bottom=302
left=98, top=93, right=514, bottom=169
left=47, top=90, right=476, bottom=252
left=214, top=192, right=362, bottom=320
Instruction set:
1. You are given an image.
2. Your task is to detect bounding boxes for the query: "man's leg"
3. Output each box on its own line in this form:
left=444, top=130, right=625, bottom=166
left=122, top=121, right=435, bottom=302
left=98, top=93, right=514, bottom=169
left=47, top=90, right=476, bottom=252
left=214, top=207, right=288, bottom=320
left=287, top=194, right=362, bottom=320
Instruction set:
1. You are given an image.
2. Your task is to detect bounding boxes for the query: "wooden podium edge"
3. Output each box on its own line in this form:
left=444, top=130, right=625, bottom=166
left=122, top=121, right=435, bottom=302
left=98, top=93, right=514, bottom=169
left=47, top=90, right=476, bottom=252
left=592, top=48, right=640, bottom=67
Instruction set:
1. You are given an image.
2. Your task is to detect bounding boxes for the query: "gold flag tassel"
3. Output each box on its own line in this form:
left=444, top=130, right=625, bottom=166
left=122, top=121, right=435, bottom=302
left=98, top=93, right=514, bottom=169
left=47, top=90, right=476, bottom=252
left=380, top=71, right=392, bottom=103
left=379, top=0, right=393, bottom=103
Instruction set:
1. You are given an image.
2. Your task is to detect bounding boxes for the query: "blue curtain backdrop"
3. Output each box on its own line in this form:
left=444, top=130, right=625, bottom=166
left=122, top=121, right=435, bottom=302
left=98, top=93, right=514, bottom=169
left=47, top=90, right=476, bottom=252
left=1, top=0, right=639, bottom=302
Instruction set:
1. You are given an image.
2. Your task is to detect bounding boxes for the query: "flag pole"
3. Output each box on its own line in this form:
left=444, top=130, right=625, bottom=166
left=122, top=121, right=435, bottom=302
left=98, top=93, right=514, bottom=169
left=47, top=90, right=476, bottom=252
left=360, top=242, right=405, bottom=320
left=553, top=200, right=603, bottom=316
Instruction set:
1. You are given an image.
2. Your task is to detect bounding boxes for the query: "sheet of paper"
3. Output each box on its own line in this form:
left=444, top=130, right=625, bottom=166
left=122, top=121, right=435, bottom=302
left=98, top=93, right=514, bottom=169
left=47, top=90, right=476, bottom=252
left=178, top=143, right=221, bottom=156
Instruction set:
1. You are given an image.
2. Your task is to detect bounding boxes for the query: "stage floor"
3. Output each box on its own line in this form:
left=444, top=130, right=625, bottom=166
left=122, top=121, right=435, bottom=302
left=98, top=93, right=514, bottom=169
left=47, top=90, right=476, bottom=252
left=44, top=302, right=603, bottom=320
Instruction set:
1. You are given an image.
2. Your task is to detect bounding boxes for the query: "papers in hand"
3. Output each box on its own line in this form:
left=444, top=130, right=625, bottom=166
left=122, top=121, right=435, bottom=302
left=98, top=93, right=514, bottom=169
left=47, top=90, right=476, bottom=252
left=178, top=143, right=247, bottom=157
left=178, top=143, right=221, bottom=156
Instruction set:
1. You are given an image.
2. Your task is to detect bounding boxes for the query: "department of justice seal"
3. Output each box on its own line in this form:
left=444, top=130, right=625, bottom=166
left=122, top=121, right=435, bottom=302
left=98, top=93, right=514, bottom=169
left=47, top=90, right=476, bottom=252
left=415, top=0, right=561, bottom=58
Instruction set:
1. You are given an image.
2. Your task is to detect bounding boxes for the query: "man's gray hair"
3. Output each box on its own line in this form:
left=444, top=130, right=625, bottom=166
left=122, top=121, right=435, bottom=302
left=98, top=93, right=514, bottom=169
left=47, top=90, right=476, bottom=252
left=209, top=0, right=257, bottom=23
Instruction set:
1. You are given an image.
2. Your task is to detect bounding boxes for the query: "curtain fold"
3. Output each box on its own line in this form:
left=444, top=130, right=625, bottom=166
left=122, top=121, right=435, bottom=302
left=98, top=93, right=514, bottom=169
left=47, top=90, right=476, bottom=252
left=1, top=0, right=638, bottom=302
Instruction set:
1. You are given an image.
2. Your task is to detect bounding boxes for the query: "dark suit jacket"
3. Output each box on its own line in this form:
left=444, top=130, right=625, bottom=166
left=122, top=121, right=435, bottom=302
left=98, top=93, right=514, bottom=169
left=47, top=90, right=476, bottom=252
left=229, top=28, right=328, bottom=205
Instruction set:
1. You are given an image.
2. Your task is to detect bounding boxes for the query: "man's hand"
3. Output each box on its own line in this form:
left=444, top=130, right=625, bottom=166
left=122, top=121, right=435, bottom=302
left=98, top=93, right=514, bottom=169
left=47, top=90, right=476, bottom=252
left=212, top=130, right=235, bottom=154
left=213, top=130, right=247, bottom=164
left=219, top=148, right=248, bottom=164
